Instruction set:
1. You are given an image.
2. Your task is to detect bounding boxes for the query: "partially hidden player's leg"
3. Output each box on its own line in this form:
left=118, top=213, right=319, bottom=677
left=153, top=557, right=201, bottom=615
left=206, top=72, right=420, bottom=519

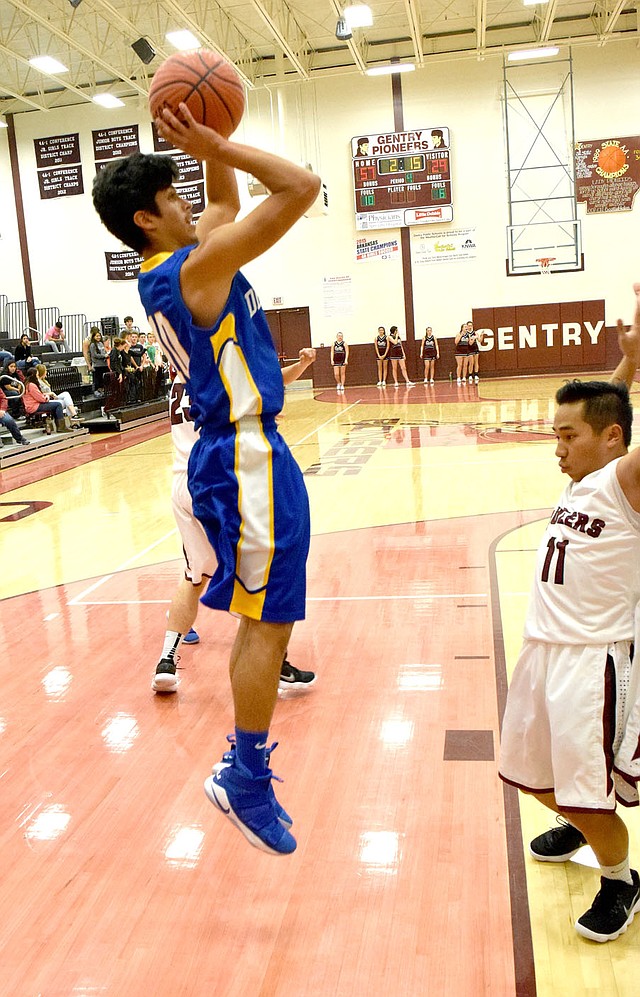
left=530, top=791, right=640, bottom=942
left=152, top=577, right=207, bottom=693
left=205, top=616, right=298, bottom=855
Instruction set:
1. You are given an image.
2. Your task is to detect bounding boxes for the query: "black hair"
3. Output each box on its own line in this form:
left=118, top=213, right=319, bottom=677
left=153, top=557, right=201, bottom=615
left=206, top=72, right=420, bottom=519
left=556, top=379, right=633, bottom=448
left=55, top=320, right=63, bottom=329
left=24, top=367, right=40, bottom=386
left=92, top=153, right=179, bottom=254
left=390, top=325, right=398, bottom=334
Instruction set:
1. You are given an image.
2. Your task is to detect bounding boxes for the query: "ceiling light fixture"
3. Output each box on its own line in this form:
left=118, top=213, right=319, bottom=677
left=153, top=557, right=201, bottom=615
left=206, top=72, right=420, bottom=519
left=165, top=30, right=200, bottom=51
left=507, top=46, right=559, bottom=60
left=343, top=4, right=373, bottom=28
left=93, top=94, right=125, bottom=108
left=29, top=56, right=69, bottom=74
left=69, top=0, right=83, bottom=8
left=366, top=63, right=416, bottom=76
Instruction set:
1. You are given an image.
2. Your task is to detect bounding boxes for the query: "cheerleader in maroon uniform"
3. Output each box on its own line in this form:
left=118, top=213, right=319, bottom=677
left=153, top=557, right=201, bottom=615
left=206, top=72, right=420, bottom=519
left=467, top=321, right=484, bottom=383
left=454, top=323, right=470, bottom=383
left=331, top=332, right=349, bottom=392
left=374, top=326, right=389, bottom=386
left=420, top=326, right=439, bottom=383
left=388, top=326, right=415, bottom=387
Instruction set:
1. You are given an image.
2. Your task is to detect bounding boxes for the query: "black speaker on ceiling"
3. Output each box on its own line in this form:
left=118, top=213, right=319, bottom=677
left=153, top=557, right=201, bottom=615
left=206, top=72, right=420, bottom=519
left=131, top=37, right=156, bottom=65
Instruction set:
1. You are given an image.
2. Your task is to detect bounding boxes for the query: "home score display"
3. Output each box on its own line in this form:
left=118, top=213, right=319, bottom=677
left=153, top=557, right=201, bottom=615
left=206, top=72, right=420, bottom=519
left=352, top=127, right=453, bottom=231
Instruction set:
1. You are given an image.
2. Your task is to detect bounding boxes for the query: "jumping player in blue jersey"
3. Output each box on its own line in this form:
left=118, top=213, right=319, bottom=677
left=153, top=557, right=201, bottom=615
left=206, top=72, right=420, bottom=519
left=93, top=102, right=320, bottom=856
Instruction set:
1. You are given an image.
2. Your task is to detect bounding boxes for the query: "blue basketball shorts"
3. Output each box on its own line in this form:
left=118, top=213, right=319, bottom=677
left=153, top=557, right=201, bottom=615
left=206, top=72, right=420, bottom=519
left=188, top=416, right=310, bottom=623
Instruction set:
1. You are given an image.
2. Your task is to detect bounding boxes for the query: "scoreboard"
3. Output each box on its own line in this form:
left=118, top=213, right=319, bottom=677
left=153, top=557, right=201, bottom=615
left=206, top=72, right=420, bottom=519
left=352, top=127, right=453, bottom=230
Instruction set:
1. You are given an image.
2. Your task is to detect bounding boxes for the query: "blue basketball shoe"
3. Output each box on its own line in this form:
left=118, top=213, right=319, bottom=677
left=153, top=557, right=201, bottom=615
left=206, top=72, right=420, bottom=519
left=204, top=757, right=296, bottom=855
left=212, top=735, right=292, bottom=828
left=182, top=628, right=200, bottom=644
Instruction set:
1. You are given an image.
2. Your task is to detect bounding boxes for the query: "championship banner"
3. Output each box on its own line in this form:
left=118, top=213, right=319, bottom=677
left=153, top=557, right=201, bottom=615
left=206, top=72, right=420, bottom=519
left=170, top=152, right=204, bottom=183
left=92, top=124, right=140, bottom=161
left=355, top=237, right=400, bottom=262
left=34, top=133, right=80, bottom=169
left=575, top=136, right=640, bottom=213
left=173, top=180, right=205, bottom=217
left=411, top=227, right=477, bottom=265
left=37, top=165, right=84, bottom=200
left=105, top=250, right=143, bottom=281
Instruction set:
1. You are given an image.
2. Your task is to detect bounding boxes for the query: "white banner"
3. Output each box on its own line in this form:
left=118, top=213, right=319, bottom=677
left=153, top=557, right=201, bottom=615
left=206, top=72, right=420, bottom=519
left=355, top=237, right=400, bottom=262
left=411, top=227, right=477, bottom=265
left=322, top=275, right=353, bottom=318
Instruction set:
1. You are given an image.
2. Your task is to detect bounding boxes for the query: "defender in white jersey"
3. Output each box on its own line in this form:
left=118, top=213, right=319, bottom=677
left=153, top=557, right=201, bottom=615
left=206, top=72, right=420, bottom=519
left=153, top=362, right=318, bottom=694
left=499, top=284, right=640, bottom=942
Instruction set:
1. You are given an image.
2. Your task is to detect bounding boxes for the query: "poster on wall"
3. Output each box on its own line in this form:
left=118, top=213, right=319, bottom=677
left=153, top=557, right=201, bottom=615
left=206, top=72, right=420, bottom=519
left=411, top=227, right=477, bottom=266
left=351, top=128, right=453, bottom=231
left=37, top=165, right=84, bottom=200
left=105, top=250, right=143, bottom=281
left=34, top=133, right=83, bottom=199
left=322, top=275, right=353, bottom=318
left=575, top=136, right=640, bottom=213
left=34, top=133, right=81, bottom=169
left=355, top=237, right=400, bottom=262
left=92, top=124, right=140, bottom=161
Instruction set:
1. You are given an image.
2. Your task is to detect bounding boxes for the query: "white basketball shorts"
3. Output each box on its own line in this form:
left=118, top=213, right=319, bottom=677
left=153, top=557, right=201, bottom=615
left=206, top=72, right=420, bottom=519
left=171, top=471, right=217, bottom=585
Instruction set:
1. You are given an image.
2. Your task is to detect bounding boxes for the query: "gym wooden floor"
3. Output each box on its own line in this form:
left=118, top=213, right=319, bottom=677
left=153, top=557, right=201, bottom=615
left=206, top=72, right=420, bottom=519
left=2, top=374, right=640, bottom=996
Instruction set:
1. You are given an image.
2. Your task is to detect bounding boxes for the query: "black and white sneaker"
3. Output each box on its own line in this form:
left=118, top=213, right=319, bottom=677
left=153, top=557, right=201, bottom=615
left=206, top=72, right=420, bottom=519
left=278, top=660, right=316, bottom=692
left=576, top=870, right=640, bottom=942
left=529, top=817, right=587, bottom=862
left=152, top=657, right=179, bottom=693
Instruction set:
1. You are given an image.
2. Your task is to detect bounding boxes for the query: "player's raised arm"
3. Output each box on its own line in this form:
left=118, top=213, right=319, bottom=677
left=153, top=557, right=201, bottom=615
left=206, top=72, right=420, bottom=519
left=155, top=104, right=319, bottom=283
left=611, top=283, right=640, bottom=389
left=282, top=348, right=316, bottom=386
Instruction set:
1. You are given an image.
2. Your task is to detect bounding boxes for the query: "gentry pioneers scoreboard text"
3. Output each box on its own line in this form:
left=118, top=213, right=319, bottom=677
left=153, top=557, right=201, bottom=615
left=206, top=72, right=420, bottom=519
left=352, top=127, right=453, bottom=231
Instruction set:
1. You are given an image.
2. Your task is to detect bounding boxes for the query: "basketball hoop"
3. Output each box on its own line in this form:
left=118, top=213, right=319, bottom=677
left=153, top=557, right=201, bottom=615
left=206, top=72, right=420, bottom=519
left=535, top=257, right=556, bottom=275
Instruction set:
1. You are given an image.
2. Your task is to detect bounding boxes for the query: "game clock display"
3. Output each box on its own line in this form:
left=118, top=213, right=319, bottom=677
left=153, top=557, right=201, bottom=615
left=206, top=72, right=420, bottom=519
left=352, top=128, right=454, bottom=230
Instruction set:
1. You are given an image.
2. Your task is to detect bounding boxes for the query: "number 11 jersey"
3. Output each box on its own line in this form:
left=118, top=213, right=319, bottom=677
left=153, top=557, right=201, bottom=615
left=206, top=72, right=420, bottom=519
left=524, top=457, right=640, bottom=644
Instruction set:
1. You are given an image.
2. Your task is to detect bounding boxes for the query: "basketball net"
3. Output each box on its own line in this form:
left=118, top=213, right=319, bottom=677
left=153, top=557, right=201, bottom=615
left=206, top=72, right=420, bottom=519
left=535, top=256, right=556, bottom=276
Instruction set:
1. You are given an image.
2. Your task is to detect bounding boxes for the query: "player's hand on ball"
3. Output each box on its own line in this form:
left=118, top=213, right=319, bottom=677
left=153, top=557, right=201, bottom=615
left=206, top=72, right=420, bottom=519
left=155, top=103, right=227, bottom=160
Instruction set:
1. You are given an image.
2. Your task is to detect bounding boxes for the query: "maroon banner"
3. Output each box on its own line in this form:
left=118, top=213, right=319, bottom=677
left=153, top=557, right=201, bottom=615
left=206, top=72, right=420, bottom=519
left=93, top=124, right=140, bottom=161
left=175, top=180, right=205, bottom=217
left=37, top=165, right=84, bottom=199
left=34, top=133, right=80, bottom=169
left=105, top=251, right=143, bottom=281
left=171, top=152, right=204, bottom=183
left=575, top=136, right=640, bottom=213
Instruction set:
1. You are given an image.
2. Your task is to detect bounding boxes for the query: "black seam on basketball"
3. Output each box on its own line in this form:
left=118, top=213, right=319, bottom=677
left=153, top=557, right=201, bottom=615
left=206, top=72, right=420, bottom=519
left=200, top=80, right=238, bottom=126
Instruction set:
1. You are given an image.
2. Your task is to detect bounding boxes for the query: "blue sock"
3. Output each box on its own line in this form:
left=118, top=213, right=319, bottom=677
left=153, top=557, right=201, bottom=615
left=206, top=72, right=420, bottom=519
left=234, top=727, right=269, bottom=777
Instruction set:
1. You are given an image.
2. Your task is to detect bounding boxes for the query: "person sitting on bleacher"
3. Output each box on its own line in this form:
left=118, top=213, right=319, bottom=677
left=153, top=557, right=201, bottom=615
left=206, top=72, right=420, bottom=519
left=35, top=364, right=79, bottom=424
left=0, top=346, right=12, bottom=365
left=0, top=386, right=29, bottom=446
left=0, top=359, right=25, bottom=417
left=14, top=333, right=39, bottom=371
left=44, top=321, right=65, bottom=353
left=23, top=369, right=70, bottom=433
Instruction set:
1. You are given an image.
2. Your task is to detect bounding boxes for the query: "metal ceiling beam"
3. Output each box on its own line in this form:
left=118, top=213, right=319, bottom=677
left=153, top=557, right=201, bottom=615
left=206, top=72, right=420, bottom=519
left=4, top=0, right=147, bottom=99
left=476, top=0, right=488, bottom=53
left=603, top=0, right=627, bottom=36
left=328, top=0, right=368, bottom=73
left=539, top=0, right=559, bottom=42
left=251, top=0, right=312, bottom=78
left=405, top=0, right=424, bottom=65
left=159, top=0, right=257, bottom=88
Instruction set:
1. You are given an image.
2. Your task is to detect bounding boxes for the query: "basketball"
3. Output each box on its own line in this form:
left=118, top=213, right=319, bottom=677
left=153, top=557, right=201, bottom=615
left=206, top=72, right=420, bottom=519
left=596, top=144, right=626, bottom=175
left=148, top=49, right=245, bottom=137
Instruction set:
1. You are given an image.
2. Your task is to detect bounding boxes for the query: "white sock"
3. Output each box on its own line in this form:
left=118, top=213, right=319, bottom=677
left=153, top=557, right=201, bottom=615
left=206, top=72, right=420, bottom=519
left=600, top=857, right=633, bottom=885
left=161, top=630, right=183, bottom=662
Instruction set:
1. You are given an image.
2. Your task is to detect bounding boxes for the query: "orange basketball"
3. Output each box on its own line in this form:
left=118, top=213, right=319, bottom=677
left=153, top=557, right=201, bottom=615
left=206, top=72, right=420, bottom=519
left=597, top=144, right=626, bottom=174
left=148, top=49, right=245, bottom=137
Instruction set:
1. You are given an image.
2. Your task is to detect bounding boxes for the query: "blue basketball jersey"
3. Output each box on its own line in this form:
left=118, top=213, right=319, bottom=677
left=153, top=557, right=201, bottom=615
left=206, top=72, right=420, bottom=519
left=138, top=247, right=284, bottom=430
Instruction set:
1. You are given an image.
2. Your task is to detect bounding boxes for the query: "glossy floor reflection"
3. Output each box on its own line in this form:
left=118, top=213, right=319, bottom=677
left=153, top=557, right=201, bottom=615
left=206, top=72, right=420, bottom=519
left=1, top=376, right=639, bottom=996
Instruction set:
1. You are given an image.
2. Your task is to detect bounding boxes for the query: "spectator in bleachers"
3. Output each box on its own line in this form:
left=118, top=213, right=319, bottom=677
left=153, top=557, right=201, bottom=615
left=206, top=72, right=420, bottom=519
left=145, top=330, right=162, bottom=367
left=126, top=331, right=146, bottom=370
left=23, top=369, right=71, bottom=432
left=0, top=359, right=25, bottom=417
left=121, top=315, right=137, bottom=336
left=83, top=327, right=98, bottom=374
left=0, top=386, right=29, bottom=446
left=0, top=346, right=12, bottom=365
left=44, top=320, right=66, bottom=353
left=89, top=328, right=109, bottom=395
left=14, top=333, right=39, bottom=371
left=35, top=364, right=79, bottom=423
